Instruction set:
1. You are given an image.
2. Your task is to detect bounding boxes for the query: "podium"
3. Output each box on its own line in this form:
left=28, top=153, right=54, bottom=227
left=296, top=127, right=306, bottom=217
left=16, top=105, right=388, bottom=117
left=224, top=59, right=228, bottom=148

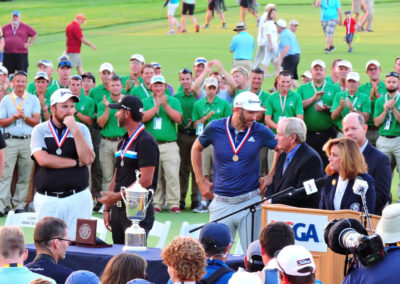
left=261, top=204, right=381, bottom=284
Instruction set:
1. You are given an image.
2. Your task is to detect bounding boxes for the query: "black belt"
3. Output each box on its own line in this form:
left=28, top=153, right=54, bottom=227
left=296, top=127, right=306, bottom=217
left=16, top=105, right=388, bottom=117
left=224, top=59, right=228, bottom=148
left=101, top=136, right=120, bottom=142
left=5, top=133, right=31, bottom=139
left=179, top=130, right=196, bottom=136
left=382, top=135, right=397, bottom=139
left=37, top=188, right=86, bottom=198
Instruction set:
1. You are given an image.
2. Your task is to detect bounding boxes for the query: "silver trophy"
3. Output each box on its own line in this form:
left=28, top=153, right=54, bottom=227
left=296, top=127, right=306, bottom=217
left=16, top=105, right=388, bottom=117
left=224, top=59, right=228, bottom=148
left=121, top=170, right=153, bottom=251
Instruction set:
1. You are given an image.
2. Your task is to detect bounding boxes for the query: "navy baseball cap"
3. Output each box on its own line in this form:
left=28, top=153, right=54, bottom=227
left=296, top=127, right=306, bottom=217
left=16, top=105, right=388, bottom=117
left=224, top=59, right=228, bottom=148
left=109, top=95, right=143, bottom=114
left=199, top=223, right=233, bottom=249
left=65, top=270, right=100, bottom=284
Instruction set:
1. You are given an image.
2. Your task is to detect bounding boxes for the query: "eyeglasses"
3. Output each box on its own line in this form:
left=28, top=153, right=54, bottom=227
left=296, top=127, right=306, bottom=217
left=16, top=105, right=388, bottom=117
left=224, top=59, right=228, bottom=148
left=51, top=237, right=72, bottom=244
left=386, top=72, right=399, bottom=78
left=59, top=61, right=72, bottom=68
left=179, top=68, right=192, bottom=75
left=367, top=67, right=378, bottom=72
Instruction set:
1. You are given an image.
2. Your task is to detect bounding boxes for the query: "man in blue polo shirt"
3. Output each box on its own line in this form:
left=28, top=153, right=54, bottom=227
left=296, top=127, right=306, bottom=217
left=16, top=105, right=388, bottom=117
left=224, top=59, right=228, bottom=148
left=192, top=91, right=277, bottom=252
left=230, top=23, right=255, bottom=74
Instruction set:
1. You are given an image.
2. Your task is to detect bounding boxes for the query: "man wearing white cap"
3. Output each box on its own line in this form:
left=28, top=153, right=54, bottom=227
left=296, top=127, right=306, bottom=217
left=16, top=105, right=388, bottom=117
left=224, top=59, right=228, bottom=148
left=334, top=60, right=352, bottom=92
left=289, top=19, right=298, bottom=33
left=276, top=245, right=316, bottom=284
left=0, top=71, right=41, bottom=216
left=192, top=91, right=278, bottom=251
left=31, top=88, right=94, bottom=240
left=89, top=62, right=113, bottom=107
left=192, top=77, right=231, bottom=213
left=298, top=59, right=338, bottom=166
left=343, top=203, right=400, bottom=283
left=143, top=75, right=183, bottom=213
left=300, top=70, right=311, bottom=84
left=331, top=71, right=371, bottom=132
left=27, top=59, right=55, bottom=95
left=359, top=60, right=385, bottom=145
left=130, top=64, right=171, bottom=99
left=122, top=54, right=144, bottom=94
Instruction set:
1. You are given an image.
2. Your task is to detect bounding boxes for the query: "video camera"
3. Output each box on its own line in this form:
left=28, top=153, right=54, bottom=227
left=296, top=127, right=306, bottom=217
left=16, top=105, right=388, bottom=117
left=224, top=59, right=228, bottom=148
left=324, top=218, right=386, bottom=267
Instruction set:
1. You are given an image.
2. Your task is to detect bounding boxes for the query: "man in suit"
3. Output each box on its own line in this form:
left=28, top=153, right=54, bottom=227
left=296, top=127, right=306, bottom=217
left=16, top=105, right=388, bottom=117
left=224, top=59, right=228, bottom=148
left=342, top=112, right=391, bottom=215
left=266, top=117, right=324, bottom=208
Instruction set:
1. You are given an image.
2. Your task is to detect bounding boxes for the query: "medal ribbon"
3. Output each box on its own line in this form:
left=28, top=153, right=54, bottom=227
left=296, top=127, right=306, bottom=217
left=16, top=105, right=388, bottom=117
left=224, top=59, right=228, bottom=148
left=225, top=116, right=251, bottom=155
left=121, top=124, right=145, bottom=160
left=11, top=91, right=27, bottom=111
left=48, top=120, right=70, bottom=149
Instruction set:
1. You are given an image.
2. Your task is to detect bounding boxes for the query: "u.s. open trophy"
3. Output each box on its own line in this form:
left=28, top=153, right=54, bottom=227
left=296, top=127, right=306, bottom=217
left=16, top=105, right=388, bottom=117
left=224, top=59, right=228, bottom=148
left=121, top=170, right=153, bottom=251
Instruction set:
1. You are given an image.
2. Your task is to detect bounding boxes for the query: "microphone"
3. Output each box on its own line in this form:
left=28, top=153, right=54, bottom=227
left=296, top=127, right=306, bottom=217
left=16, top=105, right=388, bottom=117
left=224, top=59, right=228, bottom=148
left=287, top=176, right=327, bottom=197
left=352, top=176, right=369, bottom=196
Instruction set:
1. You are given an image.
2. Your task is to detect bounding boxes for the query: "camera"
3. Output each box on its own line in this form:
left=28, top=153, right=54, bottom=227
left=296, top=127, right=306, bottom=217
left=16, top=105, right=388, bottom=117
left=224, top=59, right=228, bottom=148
left=324, top=218, right=386, bottom=267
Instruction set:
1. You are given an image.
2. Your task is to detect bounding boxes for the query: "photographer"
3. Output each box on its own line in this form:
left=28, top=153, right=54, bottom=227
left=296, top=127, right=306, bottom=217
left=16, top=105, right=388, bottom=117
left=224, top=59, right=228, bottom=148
left=342, top=204, right=400, bottom=283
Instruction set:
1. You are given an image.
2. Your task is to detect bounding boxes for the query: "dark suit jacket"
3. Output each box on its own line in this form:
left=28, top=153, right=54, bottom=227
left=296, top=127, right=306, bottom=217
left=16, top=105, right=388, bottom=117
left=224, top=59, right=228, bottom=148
left=363, top=142, right=391, bottom=215
left=319, top=173, right=376, bottom=214
left=266, top=143, right=324, bottom=208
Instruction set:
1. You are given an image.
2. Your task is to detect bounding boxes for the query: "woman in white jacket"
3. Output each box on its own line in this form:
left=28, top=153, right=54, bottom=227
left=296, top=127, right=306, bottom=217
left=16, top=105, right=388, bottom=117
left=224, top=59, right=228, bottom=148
left=262, top=7, right=280, bottom=77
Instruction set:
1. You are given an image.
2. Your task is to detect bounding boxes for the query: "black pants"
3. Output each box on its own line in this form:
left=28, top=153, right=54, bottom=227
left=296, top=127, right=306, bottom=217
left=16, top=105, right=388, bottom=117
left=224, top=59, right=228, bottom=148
left=3, top=53, right=28, bottom=74
left=282, top=54, right=300, bottom=80
left=306, top=127, right=337, bottom=167
left=110, top=203, right=155, bottom=245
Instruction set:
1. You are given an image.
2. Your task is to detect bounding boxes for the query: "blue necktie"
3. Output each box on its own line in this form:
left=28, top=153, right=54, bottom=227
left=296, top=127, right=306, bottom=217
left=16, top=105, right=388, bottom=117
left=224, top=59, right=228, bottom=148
left=282, top=156, right=290, bottom=175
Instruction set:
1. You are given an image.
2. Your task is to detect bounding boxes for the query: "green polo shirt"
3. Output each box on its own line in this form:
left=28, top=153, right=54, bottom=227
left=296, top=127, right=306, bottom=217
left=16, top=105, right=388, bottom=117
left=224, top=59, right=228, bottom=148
left=297, top=81, right=337, bottom=131
left=27, top=78, right=56, bottom=95
left=374, top=93, right=400, bottom=136
left=121, top=75, right=143, bottom=88
left=129, top=83, right=172, bottom=99
left=89, top=84, right=110, bottom=110
left=257, top=89, right=270, bottom=123
left=46, top=81, right=69, bottom=97
left=97, top=98, right=126, bottom=138
left=174, top=90, right=198, bottom=133
left=142, top=96, right=182, bottom=142
left=192, top=96, right=232, bottom=126
left=359, top=80, right=386, bottom=126
left=265, top=90, right=304, bottom=133
left=75, top=95, right=95, bottom=127
left=331, top=90, right=371, bottom=131
left=231, top=87, right=250, bottom=107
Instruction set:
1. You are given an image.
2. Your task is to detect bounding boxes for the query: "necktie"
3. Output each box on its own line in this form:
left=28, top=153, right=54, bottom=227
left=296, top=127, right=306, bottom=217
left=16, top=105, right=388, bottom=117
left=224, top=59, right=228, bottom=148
left=282, top=156, right=290, bottom=175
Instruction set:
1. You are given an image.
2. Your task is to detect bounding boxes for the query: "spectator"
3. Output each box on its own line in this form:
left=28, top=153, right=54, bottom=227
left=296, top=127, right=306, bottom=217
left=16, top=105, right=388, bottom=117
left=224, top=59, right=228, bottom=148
left=101, top=253, right=147, bottom=284
left=25, top=217, right=73, bottom=284
left=2, top=10, right=37, bottom=73
left=300, top=70, right=312, bottom=84
left=162, top=236, right=207, bottom=283
left=228, top=271, right=262, bottom=284
left=343, top=10, right=356, bottom=52
left=65, top=270, right=100, bottom=284
left=121, top=54, right=144, bottom=93
left=334, top=60, right=352, bottom=92
left=261, top=7, right=279, bottom=77
left=27, top=59, right=55, bottom=95
left=254, top=3, right=275, bottom=69
left=46, top=59, right=72, bottom=96
left=202, top=0, right=226, bottom=29
left=239, top=0, right=259, bottom=25
left=166, top=0, right=180, bottom=34
left=244, top=240, right=264, bottom=272
left=289, top=19, right=298, bottom=33
left=0, top=226, right=55, bottom=283
left=230, top=23, right=255, bottom=74
left=326, top=58, right=342, bottom=85
left=180, top=0, right=200, bottom=33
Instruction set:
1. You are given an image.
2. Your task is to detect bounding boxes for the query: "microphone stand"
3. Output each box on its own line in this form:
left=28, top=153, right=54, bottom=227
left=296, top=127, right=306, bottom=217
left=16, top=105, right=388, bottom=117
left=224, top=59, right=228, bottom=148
left=189, top=186, right=296, bottom=242
left=358, top=187, right=373, bottom=235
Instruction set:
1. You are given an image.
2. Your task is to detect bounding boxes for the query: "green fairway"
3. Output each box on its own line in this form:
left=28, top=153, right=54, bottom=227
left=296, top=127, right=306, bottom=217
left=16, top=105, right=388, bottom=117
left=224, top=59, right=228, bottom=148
left=0, top=0, right=399, bottom=249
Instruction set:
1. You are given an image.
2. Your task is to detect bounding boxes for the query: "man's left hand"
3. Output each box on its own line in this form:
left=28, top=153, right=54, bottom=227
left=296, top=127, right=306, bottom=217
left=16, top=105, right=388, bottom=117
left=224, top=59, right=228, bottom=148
left=63, top=116, right=79, bottom=132
left=260, top=175, right=273, bottom=195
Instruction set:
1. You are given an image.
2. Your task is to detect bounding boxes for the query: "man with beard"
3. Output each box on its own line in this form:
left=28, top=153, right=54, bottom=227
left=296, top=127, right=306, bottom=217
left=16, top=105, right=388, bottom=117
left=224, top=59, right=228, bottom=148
left=31, top=88, right=95, bottom=240
left=99, top=95, right=159, bottom=244
left=191, top=91, right=277, bottom=252
left=26, top=217, right=73, bottom=284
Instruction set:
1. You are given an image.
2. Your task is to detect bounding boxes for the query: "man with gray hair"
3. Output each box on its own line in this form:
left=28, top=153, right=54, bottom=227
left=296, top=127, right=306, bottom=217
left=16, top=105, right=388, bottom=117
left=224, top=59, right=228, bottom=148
left=266, top=117, right=324, bottom=208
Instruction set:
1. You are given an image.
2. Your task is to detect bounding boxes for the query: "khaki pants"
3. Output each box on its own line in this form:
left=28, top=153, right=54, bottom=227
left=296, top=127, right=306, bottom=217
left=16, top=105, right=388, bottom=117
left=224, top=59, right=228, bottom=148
left=232, top=60, right=253, bottom=75
left=99, top=138, right=119, bottom=191
left=177, top=133, right=198, bottom=204
left=153, top=142, right=181, bottom=209
left=202, top=145, right=214, bottom=176
left=0, top=138, right=33, bottom=211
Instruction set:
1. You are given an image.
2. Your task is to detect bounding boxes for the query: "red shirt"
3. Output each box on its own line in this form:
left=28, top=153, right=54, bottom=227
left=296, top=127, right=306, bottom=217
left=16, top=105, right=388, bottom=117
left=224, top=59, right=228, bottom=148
left=66, top=21, right=83, bottom=53
left=344, top=18, right=356, bottom=34
left=1, top=22, right=37, bottom=54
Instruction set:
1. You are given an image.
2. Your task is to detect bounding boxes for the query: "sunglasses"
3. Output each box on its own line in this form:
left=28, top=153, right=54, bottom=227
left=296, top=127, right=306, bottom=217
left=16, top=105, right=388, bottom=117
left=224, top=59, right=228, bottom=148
left=386, top=72, right=399, bottom=78
left=179, top=68, right=192, bottom=75
left=195, top=59, right=207, bottom=64
left=14, top=70, right=27, bottom=76
left=59, top=61, right=72, bottom=68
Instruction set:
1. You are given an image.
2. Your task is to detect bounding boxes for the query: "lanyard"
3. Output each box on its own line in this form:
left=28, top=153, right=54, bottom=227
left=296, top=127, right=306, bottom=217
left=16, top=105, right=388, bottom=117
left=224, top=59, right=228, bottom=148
left=311, top=80, right=326, bottom=94
left=346, top=93, right=359, bottom=108
left=11, top=23, right=20, bottom=36
left=141, top=83, right=151, bottom=98
left=11, top=91, right=27, bottom=111
left=279, top=93, right=287, bottom=115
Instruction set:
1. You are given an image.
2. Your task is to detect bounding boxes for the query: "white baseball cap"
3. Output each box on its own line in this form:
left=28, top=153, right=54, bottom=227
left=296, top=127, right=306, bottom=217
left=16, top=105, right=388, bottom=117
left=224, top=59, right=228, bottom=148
left=365, top=59, right=381, bottom=70
left=337, top=60, right=353, bottom=70
left=301, top=70, right=312, bottom=79
left=289, top=19, right=299, bottom=26
left=234, top=91, right=265, bottom=111
left=194, top=57, right=207, bottom=66
left=204, top=77, right=218, bottom=88
left=37, top=59, right=54, bottom=68
left=276, top=19, right=287, bottom=28
left=346, top=71, right=360, bottom=82
left=50, top=88, right=80, bottom=106
left=130, top=54, right=145, bottom=63
left=99, top=62, right=113, bottom=73
left=0, top=65, right=8, bottom=75
left=376, top=204, right=400, bottom=244
left=276, top=245, right=316, bottom=276
left=150, top=75, right=166, bottom=85
left=34, top=71, right=49, bottom=81
left=311, top=59, right=326, bottom=69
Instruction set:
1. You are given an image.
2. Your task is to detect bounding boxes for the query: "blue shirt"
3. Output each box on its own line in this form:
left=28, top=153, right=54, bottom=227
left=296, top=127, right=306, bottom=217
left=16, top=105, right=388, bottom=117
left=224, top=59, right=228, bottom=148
left=203, top=259, right=235, bottom=284
left=282, top=143, right=301, bottom=173
left=279, top=29, right=301, bottom=56
left=230, top=31, right=255, bottom=60
left=0, top=266, right=56, bottom=283
left=199, top=116, right=277, bottom=196
left=26, top=254, right=73, bottom=284
left=320, top=0, right=341, bottom=21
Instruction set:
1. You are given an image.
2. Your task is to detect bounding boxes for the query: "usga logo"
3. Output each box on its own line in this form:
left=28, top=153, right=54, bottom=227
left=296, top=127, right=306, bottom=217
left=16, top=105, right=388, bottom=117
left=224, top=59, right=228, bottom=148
left=272, top=221, right=319, bottom=243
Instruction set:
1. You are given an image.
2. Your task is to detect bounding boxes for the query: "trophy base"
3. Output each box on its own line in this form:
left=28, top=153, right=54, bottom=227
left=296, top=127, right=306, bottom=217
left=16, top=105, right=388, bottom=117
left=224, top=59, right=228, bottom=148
left=123, top=245, right=148, bottom=252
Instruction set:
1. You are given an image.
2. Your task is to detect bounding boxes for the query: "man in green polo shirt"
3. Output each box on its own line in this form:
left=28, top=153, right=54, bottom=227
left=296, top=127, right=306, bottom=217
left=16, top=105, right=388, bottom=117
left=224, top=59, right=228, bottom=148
left=331, top=71, right=371, bottom=132
left=97, top=75, right=126, bottom=192
left=89, top=62, right=113, bottom=107
left=374, top=72, right=400, bottom=199
left=69, top=75, right=95, bottom=127
left=359, top=59, right=387, bottom=146
left=121, top=54, right=144, bottom=94
left=298, top=59, right=337, bottom=166
left=265, top=70, right=304, bottom=133
left=46, top=59, right=72, bottom=97
left=174, top=68, right=199, bottom=211
left=33, top=71, right=51, bottom=121
left=334, top=60, right=352, bottom=93
left=27, top=59, right=56, bottom=95
left=142, top=75, right=182, bottom=213
left=192, top=76, right=231, bottom=213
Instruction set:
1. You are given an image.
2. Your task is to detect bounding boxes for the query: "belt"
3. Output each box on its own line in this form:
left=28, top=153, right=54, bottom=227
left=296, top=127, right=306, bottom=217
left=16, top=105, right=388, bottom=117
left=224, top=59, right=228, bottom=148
left=234, top=59, right=251, bottom=61
left=37, top=188, right=86, bottom=198
left=157, top=141, right=174, bottom=145
left=114, top=201, right=123, bottom=207
left=381, top=135, right=397, bottom=139
left=214, top=189, right=260, bottom=204
left=5, top=133, right=31, bottom=139
left=179, top=130, right=196, bottom=136
left=101, top=136, right=120, bottom=142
